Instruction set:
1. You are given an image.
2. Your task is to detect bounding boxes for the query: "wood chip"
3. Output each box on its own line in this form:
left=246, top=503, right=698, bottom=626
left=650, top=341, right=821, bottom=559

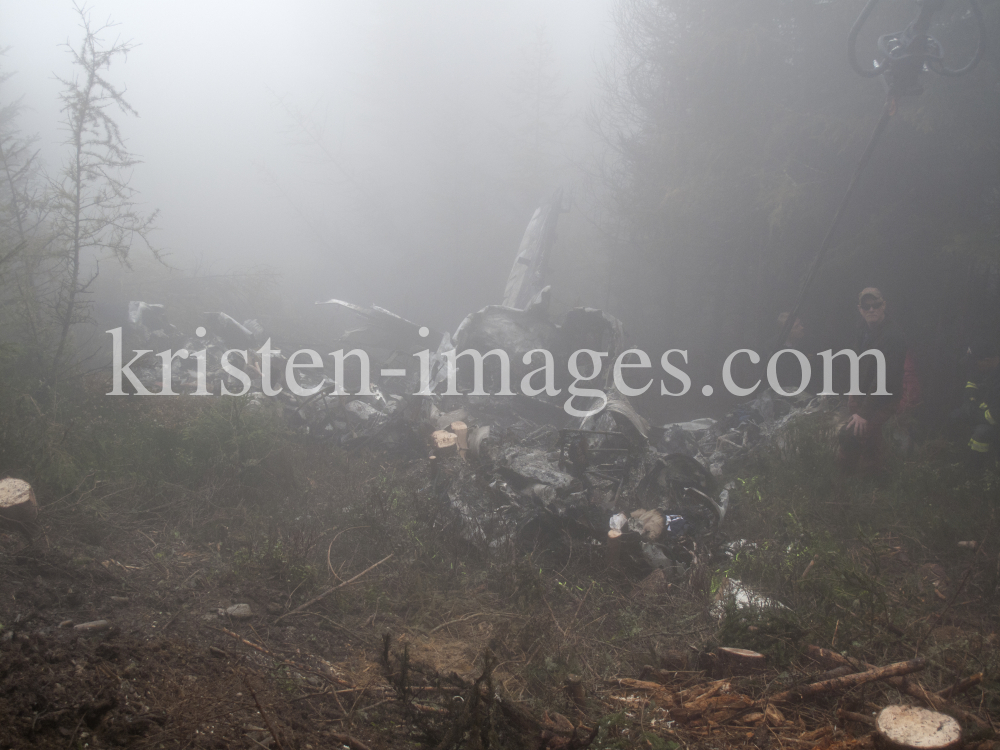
left=74, top=620, right=110, bottom=631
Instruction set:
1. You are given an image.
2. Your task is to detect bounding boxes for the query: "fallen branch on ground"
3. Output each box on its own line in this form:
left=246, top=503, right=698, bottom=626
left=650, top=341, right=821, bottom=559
left=838, top=708, right=876, bottom=726
left=276, top=554, right=393, bottom=622
left=807, top=646, right=988, bottom=729
left=244, top=677, right=287, bottom=750
left=938, top=673, right=983, bottom=700
left=213, top=626, right=354, bottom=699
left=771, top=658, right=925, bottom=702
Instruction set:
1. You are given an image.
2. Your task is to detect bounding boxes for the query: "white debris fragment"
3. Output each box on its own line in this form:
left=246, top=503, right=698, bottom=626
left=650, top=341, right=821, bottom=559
left=220, top=604, right=252, bottom=619
left=711, top=577, right=789, bottom=619
left=74, top=620, right=111, bottom=631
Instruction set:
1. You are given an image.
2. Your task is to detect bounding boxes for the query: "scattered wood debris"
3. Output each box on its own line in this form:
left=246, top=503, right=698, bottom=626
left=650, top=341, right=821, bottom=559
left=807, top=646, right=988, bottom=729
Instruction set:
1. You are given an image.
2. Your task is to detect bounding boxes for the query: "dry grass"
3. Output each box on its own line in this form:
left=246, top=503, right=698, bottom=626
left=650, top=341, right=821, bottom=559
left=2, top=394, right=999, bottom=748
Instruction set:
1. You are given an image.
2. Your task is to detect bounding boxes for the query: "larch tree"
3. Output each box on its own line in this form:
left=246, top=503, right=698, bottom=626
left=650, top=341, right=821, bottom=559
left=48, top=4, right=158, bottom=384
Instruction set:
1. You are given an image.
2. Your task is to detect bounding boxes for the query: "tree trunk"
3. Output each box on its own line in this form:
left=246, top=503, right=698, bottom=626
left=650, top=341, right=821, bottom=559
left=715, top=647, right=766, bottom=676
left=875, top=705, right=961, bottom=750
left=0, top=478, right=38, bottom=538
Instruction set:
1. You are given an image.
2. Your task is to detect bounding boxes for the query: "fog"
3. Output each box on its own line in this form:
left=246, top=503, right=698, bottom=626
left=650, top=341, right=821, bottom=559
left=2, top=0, right=998, bottom=423
left=1, top=1, right=611, bottom=328
left=6, top=4, right=1000, bottom=741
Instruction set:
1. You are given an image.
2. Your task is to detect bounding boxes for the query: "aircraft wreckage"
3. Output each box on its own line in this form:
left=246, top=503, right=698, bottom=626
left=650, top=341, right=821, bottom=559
left=123, top=190, right=833, bottom=574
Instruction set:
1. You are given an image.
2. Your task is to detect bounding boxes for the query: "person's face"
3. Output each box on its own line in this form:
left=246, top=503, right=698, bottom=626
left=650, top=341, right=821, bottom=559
left=858, top=296, right=886, bottom=327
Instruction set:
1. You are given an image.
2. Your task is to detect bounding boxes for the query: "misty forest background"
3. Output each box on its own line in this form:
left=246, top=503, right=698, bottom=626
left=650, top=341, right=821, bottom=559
left=2, top=0, right=1000, bottom=435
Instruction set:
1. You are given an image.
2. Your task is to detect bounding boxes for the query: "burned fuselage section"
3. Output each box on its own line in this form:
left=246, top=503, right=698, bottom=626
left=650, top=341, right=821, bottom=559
left=120, top=193, right=834, bottom=576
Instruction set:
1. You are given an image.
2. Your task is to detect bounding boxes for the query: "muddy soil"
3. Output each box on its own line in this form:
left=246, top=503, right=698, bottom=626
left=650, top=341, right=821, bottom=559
left=2, top=439, right=997, bottom=750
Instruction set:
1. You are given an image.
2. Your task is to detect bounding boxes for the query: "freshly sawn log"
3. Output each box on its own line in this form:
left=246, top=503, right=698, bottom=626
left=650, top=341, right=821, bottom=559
left=0, top=478, right=37, bottom=536
left=875, top=705, right=961, bottom=750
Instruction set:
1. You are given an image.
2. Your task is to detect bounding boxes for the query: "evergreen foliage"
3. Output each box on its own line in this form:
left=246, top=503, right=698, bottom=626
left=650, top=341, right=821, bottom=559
left=590, top=0, right=1000, bottom=414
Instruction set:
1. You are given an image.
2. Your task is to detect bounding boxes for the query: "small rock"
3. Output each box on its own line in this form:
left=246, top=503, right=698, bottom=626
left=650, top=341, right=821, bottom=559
left=266, top=602, right=283, bottom=615
left=222, top=603, right=252, bottom=619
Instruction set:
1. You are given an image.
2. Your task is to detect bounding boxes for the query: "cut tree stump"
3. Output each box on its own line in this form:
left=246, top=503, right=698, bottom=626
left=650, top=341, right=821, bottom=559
left=875, top=705, right=961, bottom=750
left=430, top=430, right=458, bottom=457
left=0, top=478, right=37, bottom=535
left=449, top=421, right=469, bottom=459
left=715, top=647, right=766, bottom=676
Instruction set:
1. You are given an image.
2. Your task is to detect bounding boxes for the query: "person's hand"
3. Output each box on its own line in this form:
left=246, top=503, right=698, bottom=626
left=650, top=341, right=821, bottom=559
left=846, top=413, right=868, bottom=436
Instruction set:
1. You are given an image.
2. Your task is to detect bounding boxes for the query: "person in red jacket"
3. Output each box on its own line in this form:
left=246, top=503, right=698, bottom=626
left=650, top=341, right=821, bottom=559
left=838, top=288, right=908, bottom=473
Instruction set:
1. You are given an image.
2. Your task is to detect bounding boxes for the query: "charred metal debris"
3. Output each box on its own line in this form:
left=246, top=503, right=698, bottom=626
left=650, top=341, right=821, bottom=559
left=123, top=191, right=835, bottom=575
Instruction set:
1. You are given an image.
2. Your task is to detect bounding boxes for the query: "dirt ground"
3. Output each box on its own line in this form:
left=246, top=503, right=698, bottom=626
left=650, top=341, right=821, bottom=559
left=2, top=430, right=999, bottom=750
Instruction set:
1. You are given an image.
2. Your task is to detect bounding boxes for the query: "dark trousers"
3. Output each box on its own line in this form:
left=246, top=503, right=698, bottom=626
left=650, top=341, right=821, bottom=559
left=838, top=396, right=894, bottom=473
left=837, top=417, right=890, bottom=473
left=969, top=423, right=996, bottom=454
